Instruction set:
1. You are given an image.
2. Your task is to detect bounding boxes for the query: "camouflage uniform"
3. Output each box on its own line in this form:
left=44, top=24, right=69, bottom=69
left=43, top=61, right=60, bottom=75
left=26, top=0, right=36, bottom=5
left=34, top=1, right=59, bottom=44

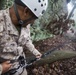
left=0, top=8, right=41, bottom=75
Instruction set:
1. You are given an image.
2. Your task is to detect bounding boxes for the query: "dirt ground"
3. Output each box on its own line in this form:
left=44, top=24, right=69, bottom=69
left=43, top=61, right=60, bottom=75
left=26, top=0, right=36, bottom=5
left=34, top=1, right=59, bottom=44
left=25, top=35, right=76, bottom=75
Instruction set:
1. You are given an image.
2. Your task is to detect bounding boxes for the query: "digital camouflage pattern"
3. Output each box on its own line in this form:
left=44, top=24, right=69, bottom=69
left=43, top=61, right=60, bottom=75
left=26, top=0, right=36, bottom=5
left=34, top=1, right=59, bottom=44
left=0, top=8, right=41, bottom=75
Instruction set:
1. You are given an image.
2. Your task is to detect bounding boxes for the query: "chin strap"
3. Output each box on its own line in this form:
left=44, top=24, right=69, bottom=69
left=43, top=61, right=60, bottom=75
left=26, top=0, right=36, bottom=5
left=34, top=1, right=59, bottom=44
left=14, top=2, right=23, bottom=25
left=13, top=2, right=37, bottom=26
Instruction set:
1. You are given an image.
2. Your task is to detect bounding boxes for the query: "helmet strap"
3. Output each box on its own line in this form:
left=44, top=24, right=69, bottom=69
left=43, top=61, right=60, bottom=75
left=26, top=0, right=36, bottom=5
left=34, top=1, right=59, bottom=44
left=14, top=2, right=36, bottom=26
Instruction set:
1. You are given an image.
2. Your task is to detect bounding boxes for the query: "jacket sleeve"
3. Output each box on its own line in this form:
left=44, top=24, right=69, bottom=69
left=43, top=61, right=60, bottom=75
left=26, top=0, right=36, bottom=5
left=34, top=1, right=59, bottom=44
left=25, top=24, right=41, bottom=56
left=0, top=64, right=3, bottom=75
left=25, top=36, right=41, bottom=56
left=19, top=24, right=41, bottom=56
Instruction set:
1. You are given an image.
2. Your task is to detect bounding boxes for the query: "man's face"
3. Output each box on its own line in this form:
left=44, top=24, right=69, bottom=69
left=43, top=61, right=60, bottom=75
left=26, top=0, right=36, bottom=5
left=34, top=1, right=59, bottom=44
left=22, top=8, right=37, bottom=26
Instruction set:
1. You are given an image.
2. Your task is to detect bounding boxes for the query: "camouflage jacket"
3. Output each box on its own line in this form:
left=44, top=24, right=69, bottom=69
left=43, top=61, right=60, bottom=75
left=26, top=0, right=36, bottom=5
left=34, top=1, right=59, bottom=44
left=0, top=8, right=41, bottom=72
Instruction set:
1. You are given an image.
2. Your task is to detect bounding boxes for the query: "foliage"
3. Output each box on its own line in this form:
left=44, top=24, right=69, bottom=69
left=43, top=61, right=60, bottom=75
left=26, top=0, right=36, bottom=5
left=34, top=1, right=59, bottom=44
left=31, top=24, right=53, bottom=41
left=0, top=0, right=13, bottom=9
left=31, top=0, right=68, bottom=41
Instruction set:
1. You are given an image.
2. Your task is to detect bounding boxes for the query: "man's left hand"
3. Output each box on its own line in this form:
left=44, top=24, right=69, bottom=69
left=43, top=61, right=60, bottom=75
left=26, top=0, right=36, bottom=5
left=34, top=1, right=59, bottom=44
left=36, top=53, right=42, bottom=59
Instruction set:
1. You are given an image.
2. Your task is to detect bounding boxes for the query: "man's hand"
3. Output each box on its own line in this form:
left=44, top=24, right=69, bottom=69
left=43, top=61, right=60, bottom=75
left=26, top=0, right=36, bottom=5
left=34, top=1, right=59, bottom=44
left=36, top=53, right=42, bottom=59
left=1, top=61, right=12, bottom=73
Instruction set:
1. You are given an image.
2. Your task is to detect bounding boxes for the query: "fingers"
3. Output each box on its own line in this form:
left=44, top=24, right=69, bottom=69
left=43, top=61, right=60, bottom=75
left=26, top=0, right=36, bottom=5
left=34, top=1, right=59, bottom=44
left=1, top=61, right=12, bottom=73
left=3, top=61, right=12, bottom=66
left=4, top=61, right=10, bottom=64
left=36, top=54, right=42, bottom=59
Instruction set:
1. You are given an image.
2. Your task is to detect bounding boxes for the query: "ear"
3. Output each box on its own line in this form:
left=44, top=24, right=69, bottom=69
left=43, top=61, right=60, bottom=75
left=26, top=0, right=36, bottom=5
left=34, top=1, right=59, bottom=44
left=24, top=7, right=29, bottom=16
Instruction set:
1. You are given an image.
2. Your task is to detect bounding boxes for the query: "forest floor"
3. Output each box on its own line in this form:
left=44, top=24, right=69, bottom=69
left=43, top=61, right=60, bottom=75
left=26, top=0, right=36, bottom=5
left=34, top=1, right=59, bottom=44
left=25, top=35, right=76, bottom=75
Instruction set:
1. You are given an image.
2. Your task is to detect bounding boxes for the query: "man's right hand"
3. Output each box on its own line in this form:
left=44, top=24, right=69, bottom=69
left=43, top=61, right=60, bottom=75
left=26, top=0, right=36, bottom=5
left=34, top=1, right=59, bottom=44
left=1, top=61, right=12, bottom=73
